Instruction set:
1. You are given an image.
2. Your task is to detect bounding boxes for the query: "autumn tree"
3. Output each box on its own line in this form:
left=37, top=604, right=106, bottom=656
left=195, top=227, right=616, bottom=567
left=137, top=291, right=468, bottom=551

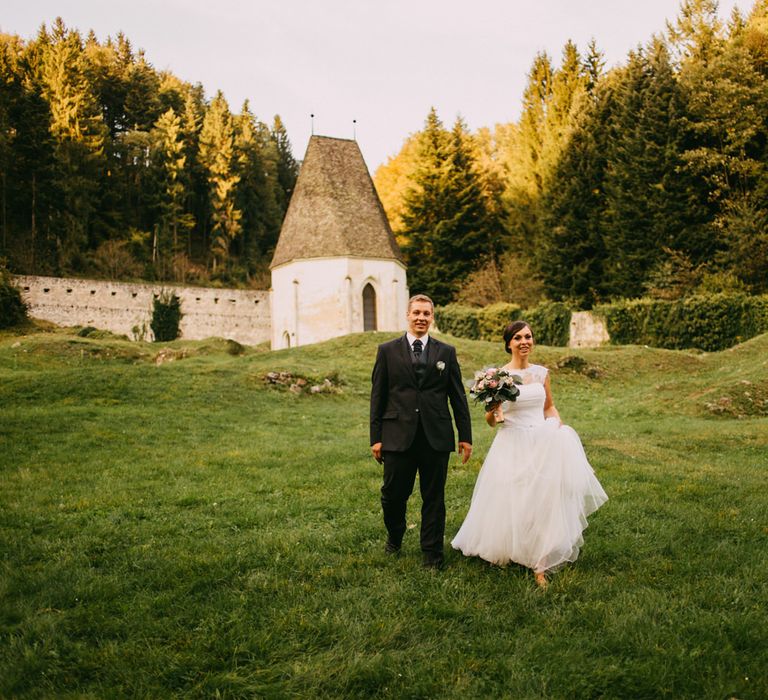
left=38, top=19, right=107, bottom=271
left=199, top=91, right=241, bottom=273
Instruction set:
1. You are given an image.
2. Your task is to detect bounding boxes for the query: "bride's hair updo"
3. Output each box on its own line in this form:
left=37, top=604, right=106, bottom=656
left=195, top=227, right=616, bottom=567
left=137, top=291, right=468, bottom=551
left=503, top=320, right=533, bottom=354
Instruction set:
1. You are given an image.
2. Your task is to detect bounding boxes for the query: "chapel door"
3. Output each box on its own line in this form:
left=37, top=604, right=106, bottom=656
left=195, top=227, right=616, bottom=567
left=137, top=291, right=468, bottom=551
left=363, top=284, right=377, bottom=331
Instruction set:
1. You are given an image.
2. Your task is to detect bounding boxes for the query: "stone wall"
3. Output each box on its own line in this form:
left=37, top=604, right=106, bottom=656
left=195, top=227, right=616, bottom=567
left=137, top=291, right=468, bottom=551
left=569, top=310, right=610, bottom=348
left=15, top=275, right=271, bottom=346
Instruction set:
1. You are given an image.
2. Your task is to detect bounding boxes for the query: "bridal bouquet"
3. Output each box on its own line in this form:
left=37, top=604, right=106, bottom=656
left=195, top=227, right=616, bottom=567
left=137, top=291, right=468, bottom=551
left=469, top=368, right=523, bottom=420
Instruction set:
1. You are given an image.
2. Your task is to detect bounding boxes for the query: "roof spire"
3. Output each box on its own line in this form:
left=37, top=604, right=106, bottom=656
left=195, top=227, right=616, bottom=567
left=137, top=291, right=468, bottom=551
left=270, top=136, right=403, bottom=270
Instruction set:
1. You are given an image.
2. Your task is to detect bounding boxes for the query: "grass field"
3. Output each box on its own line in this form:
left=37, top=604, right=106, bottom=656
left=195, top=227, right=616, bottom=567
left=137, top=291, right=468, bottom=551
left=1, top=324, right=767, bottom=699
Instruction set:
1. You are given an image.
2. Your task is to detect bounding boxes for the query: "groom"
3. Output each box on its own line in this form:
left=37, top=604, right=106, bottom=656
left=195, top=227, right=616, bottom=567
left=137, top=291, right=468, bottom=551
left=370, top=294, right=472, bottom=568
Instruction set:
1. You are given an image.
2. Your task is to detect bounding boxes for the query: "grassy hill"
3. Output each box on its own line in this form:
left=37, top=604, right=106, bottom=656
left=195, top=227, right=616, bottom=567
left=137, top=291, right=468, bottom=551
left=1, top=325, right=766, bottom=698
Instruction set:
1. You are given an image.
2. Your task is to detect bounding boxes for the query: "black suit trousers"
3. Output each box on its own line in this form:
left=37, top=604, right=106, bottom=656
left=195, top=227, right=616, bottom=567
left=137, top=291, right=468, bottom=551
left=381, top=421, right=450, bottom=556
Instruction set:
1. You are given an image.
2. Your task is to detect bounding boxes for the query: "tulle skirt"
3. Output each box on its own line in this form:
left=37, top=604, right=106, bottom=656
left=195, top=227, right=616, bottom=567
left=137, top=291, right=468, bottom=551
left=451, top=419, right=607, bottom=573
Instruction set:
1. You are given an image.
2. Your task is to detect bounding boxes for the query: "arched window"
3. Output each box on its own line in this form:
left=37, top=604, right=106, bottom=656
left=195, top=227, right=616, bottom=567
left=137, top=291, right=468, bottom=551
left=363, top=283, right=377, bottom=331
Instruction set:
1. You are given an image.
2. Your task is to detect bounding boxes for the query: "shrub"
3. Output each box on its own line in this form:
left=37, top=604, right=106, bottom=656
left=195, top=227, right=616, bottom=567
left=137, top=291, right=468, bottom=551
left=592, top=299, right=649, bottom=346
left=150, top=290, right=183, bottom=342
left=523, top=301, right=572, bottom=347
left=225, top=339, right=245, bottom=356
left=594, top=294, right=768, bottom=351
left=89, top=240, right=142, bottom=280
left=77, top=326, right=99, bottom=337
left=434, top=304, right=480, bottom=339
left=435, top=300, right=572, bottom=346
left=477, top=302, right=522, bottom=341
left=0, top=264, right=27, bottom=329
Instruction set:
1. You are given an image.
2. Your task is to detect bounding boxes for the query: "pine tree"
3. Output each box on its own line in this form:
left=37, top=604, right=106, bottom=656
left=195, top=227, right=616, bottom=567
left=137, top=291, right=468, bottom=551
left=180, top=85, right=207, bottom=259
left=400, top=108, right=450, bottom=299
left=270, top=115, right=298, bottom=216
left=234, top=101, right=281, bottom=272
left=38, top=18, right=107, bottom=272
left=677, top=5, right=768, bottom=289
left=1, top=32, right=59, bottom=272
left=443, top=117, right=504, bottom=289
left=709, top=3, right=768, bottom=292
left=667, top=0, right=725, bottom=66
left=537, top=78, right=613, bottom=306
left=539, top=41, right=588, bottom=181
left=0, top=35, right=21, bottom=259
left=583, top=39, right=606, bottom=93
left=124, top=53, right=161, bottom=131
left=83, top=33, right=130, bottom=138
left=600, top=42, right=709, bottom=298
left=503, top=52, right=553, bottom=248
left=199, top=91, right=241, bottom=272
left=152, top=107, right=193, bottom=277
left=401, top=110, right=502, bottom=302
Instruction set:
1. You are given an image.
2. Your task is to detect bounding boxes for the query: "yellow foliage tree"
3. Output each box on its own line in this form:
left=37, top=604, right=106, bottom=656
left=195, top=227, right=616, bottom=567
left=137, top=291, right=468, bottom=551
left=372, top=134, right=420, bottom=245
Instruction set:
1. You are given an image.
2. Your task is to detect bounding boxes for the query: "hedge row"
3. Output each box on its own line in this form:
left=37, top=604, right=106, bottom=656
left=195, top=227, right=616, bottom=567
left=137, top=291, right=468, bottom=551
left=594, top=294, right=768, bottom=352
left=435, top=301, right=571, bottom=346
left=435, top=294, right=768, bottom=351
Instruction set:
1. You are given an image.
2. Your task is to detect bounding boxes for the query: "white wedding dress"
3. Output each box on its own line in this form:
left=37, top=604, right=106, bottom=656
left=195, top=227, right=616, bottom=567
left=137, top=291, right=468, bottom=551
left=451, top=364, right=607, bottom=573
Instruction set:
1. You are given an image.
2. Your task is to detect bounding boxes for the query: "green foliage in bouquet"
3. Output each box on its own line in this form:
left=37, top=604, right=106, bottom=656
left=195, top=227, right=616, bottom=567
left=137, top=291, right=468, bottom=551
left=469, top=367, right=522, bottom=407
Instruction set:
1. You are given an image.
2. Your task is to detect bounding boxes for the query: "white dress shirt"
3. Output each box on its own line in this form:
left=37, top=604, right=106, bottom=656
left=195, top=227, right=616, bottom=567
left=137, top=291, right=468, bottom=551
left=406, top=332, right=430, bottom=353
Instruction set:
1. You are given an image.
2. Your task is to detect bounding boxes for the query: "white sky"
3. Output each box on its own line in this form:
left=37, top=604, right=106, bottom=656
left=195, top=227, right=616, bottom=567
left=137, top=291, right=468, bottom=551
left=2, top=1, right=746, bottom=172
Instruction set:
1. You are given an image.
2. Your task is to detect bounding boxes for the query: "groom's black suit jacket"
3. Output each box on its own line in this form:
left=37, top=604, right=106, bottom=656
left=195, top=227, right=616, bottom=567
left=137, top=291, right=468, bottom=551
left=370, top=334, right=472, bottom=452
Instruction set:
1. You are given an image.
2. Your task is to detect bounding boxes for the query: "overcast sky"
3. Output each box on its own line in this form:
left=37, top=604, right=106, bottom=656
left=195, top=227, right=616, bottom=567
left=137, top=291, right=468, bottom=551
left=3, top=1, right=747, bottom=172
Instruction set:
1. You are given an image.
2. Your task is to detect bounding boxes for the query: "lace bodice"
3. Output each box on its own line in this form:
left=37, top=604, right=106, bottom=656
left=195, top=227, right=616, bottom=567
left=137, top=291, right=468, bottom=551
left=499, top=364, right=548, bottom=429
left=504, top=363, right=548, bottom=385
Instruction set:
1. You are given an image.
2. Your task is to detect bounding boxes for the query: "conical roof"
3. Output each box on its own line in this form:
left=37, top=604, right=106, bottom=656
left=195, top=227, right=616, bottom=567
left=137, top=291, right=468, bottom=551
left=270, top=136, right=404, bottom=269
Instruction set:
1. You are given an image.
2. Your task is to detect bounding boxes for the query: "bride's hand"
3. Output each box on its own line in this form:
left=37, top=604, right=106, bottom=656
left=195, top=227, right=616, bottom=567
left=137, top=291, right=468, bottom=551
left=486, top=402, right=503, bottom=427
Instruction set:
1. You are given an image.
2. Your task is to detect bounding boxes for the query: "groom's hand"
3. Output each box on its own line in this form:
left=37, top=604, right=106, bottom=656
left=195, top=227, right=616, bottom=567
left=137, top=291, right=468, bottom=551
left=458, top=442, right=472, bottom=464
left=371, top=442, right=383, bottom=464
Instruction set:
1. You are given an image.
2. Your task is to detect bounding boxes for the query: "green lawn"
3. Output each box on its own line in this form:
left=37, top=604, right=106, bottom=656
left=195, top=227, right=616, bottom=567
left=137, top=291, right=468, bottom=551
left=1, top=326, right=766, bottom=699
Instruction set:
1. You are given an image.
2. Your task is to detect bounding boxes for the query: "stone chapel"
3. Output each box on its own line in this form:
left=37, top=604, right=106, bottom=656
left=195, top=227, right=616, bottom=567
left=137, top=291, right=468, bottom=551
left=270, top=135, right=408, bottom=349
left=15, top=135, right=410, bottom=348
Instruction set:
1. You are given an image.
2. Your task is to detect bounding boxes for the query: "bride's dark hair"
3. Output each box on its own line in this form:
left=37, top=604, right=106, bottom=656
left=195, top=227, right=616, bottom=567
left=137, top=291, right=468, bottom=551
left=503, top=320, right=533, bottom=354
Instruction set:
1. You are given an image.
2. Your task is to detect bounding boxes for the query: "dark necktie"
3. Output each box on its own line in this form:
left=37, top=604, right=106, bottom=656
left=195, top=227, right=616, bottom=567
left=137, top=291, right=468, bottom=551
left=412, top=339, right=423, bottom=359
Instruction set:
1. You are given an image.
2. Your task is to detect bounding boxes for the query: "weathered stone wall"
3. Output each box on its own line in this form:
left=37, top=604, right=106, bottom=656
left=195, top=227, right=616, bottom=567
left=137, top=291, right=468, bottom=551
left=15, top=275, right=271, bottom=346
left=569, top=310, right=610, bottom=348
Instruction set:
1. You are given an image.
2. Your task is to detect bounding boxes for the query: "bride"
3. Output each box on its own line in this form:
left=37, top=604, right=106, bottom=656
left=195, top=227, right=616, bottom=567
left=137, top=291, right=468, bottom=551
left=451, top=320, right=608, bottom=588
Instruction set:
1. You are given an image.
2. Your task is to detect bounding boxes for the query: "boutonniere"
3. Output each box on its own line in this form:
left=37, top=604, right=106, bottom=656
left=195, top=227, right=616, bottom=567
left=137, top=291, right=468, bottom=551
left=436, top=361, right=446, bottom=374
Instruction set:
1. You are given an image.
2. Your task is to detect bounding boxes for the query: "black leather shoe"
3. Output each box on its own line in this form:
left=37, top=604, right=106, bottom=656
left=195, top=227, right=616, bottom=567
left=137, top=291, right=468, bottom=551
left=385, top=540, right=401, bottom=555
left=422, top=555, right=444, bottom=570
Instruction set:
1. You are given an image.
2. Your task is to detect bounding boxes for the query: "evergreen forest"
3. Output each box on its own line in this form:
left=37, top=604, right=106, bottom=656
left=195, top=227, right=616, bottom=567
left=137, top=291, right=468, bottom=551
left=375, top=0, right=768, bottom=307
left=3, top=2, right=768, bottom=305
left=0, top=18, right=298, bottom=287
